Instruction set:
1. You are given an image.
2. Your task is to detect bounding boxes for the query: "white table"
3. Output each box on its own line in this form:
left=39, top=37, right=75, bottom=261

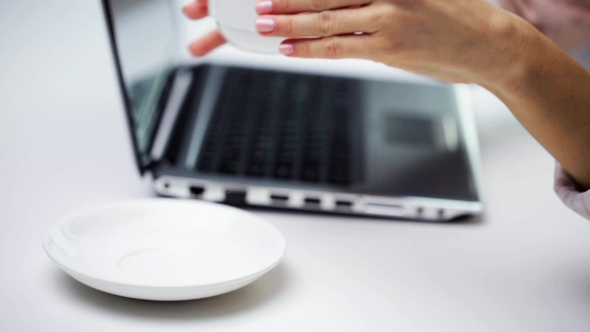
left=2, top=1, right=590, bottom=331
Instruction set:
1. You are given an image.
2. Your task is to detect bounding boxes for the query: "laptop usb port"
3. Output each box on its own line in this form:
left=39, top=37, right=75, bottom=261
left=270, top=194, right=289, bottom=202
left=304, top=197, right=321, bottom=206
left=335, top=200, right=353, bottom=208
left=225, top=190, right=247, bottom=205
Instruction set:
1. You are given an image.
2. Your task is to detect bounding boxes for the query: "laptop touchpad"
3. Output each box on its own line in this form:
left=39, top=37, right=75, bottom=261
left=384, top=113, right=437, bottom=147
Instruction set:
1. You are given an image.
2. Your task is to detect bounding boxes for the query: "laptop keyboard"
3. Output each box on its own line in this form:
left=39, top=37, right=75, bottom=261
left=195, top=68, right=359, bottom=185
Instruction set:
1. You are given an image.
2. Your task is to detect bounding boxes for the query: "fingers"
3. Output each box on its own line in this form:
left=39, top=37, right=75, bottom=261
left=256, top=0, right=371, bottom=15
left=189, top=30, right=227, bottom=56
left=183, top=0, right=208, bottom=20
left=184, top=1, right=225, bottom=56
left=279, top=34, right=374, bottom=59
left=256, top=6, right=378, bottom=37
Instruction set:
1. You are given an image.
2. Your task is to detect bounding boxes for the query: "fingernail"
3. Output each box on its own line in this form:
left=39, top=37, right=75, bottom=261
left=256, top=1, right=273, bottom=14
left=183, top=2, right=202, bottom=16
left=279, top=44, right=294, bottom=55
left=255, top=18, right=275, bottom=33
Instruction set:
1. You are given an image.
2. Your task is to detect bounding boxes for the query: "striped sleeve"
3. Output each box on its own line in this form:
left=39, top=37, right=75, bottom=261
left=554, top=163, right=590, bottom=221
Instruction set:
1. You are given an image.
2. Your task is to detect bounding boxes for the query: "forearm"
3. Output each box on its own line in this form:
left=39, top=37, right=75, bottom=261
left=482, top=21, right=590, bottom=190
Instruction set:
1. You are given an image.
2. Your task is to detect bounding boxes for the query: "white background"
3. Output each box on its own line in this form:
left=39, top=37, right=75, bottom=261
left=2, top=1, right=590, bottom=331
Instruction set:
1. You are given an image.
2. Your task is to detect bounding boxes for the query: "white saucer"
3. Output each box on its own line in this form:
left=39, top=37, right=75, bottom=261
left=44, top=199, right=286, bottom=301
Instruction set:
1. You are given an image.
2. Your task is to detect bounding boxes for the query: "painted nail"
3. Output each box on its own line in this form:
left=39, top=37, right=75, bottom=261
left=182, top=3, right=193, bottom=14
left=279, top=44, right=294, bottom=55
left=255, top=18, right=275, bottom=33
left=256, top=1, right=273, bottom=14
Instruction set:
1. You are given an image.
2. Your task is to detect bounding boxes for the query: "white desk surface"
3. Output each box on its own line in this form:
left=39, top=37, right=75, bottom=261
left=2, top=1, right=590, bottom=331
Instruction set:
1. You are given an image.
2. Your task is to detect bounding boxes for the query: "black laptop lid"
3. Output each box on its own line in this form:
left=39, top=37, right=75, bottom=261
left=101, top=0, right=178, bottom=173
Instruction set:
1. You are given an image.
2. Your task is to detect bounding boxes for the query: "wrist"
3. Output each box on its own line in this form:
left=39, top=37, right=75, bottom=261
left=475, top=12, right=547, bottom=98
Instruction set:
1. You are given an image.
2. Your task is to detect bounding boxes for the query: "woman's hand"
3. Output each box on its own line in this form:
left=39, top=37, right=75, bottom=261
left=182, top=0, right=539, bottom=93
left=183, top=0, right=227, bottom=55
left=254, top=0, right=538, bottom=91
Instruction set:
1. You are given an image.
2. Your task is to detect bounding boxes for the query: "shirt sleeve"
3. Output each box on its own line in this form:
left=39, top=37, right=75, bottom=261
left=554, top=163, right=590, bottom=221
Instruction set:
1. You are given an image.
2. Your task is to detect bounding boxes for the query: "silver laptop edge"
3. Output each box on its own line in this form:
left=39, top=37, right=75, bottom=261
left=151, top=70, right=483, bottom=222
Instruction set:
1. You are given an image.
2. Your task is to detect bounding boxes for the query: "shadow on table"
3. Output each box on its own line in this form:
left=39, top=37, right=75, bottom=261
left=51, top=263, right=292, bottom=321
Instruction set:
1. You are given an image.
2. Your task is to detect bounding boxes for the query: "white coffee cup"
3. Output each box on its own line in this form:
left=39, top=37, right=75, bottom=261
left=209, top=0, right=285, bottom=53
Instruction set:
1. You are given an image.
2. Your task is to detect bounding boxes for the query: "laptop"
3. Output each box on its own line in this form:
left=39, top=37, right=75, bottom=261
left=101, top=0, right=483, bottom=221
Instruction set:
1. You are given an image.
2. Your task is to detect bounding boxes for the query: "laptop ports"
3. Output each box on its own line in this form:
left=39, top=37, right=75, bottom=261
left=270, top=194, right=289, bottom=202
left=225, top=190, right=247, bottom=205
left=189, top=186, right=205, bottom=197
left=365, top=203, right=404, bottom=217
left=269, top=194, right=290, bottom=207
left=335, top=200, right=353, bottom=208
left=304, top=197, right=321, bottom=208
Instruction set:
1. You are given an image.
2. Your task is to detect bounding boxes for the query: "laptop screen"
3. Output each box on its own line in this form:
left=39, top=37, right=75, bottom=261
left=105, top=0, right=178, bottom=168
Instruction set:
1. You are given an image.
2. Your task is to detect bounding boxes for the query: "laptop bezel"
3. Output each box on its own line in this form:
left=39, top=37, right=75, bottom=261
left=100, top=0, right=157, bottom=175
